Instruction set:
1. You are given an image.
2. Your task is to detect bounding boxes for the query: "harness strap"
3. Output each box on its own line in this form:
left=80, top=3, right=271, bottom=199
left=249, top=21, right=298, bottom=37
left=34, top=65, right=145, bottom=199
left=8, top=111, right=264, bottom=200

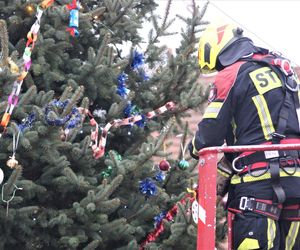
left=234, top=149, right=300, bottom=170
left=272, top=91, right=292, bottom=144
left=241, top=55, right=300, bottom=203
left=280, top=204, right=300, bottom=220
left=269, top=158, right=286, bottom=203
left=228, top=196, right=282, bottom=220
left=281, top=208, right=300, bottom=221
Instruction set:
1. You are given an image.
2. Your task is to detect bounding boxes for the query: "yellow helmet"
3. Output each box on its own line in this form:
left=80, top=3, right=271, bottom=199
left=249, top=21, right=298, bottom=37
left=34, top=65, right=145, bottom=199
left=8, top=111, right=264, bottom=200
left=198, top=23, right=244, bottom=74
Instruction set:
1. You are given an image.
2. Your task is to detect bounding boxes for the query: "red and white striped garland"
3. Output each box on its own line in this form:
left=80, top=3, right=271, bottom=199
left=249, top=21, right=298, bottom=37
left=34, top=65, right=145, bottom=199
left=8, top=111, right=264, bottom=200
left=90, top=101, right=175, bottom=159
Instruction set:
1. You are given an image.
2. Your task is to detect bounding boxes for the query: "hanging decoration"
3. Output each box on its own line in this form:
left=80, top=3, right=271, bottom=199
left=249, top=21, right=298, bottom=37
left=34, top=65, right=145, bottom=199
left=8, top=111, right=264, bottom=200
left=0, top=168, right=3, bottom=185
left=66, top=0, right=80, bottom=37
left=158, top=138, right=171, bottom=171
left=89, top=101, right=175, bottom=159
left=24, top=3, right=36, bottom=16
left=0, top=0, right=85, bottom=137
left=158, top=159, right=170, bottom=171
left=0, top=0, right=55, bottom=137
left=139, top=190, right=196, bottom=249
left=178, top=159, right=189, bottom=170
left=6, top=132, right=20, bottom=169
left=1, top=183, right=23, bottom=217
left=123, top=103, right=146, bottom=128
left=116, top=72, right=130, bottom=98
left=139, top=178, right=157, bottom=197
left=100, top=166, right=113, bottom=179
left=115, top=50, right=150, bottom=132
left=154, top=170, right=165, bottom=182
left=178, top=142, right=190, bottom=170
left=44, top=99, right=82, bottom=134
left=5, top=113, right=37, bottom=171
left=18, top=112, right=36, bottom=132
left=153, top=211, right=166, bottom=226
left=131, top=50, right=145, bottom=69
left=131, top=50, right=149, bottom=81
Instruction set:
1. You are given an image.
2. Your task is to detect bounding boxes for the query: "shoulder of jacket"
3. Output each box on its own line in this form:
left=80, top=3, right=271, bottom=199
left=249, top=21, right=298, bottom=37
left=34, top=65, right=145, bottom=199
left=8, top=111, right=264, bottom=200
left=214, top=61, right=246, bottom=100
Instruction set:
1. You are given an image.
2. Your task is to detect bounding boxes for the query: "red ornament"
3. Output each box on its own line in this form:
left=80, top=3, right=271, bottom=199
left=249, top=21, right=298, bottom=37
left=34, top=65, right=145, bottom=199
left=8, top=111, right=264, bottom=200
left=159, top=159, right=170, bottom=171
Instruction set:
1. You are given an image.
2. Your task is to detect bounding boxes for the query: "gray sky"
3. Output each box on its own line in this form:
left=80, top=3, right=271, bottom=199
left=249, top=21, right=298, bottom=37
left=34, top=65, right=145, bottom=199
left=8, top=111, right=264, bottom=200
left=151, top=0, right=300, bottom=66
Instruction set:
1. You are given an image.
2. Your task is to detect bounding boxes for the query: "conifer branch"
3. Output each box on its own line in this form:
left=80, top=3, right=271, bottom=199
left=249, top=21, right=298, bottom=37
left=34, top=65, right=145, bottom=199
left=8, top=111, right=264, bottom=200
left=2, top=166, right=22, bottom=199
left=61, top=86, right=84, bottom=117
left=83, top=240, right=100, bottom=250
left=110, top=0, right=134, bottom=26
left=94, top=33, right=111, bottom=66
left=80, top=7, right=106, bottom=21
left=0, top=19, right=9, bottom=67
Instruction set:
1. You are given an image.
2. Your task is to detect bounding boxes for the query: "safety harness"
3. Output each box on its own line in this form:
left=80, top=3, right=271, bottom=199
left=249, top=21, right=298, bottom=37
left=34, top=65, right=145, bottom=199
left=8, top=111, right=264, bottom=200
left=228, top=197, right=282, bottom=220
left=229, top=52, right=300, bottom=220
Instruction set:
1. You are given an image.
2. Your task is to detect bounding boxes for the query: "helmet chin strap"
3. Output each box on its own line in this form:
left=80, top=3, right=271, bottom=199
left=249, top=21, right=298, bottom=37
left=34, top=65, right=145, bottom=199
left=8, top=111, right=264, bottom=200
left=241, top=52, right=253, bottom=58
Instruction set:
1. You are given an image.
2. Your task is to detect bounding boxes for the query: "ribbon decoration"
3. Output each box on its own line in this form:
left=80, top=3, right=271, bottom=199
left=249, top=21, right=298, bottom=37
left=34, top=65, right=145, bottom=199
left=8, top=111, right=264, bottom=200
left=44, top=99, right=82, bottom=130
left=90, top=101, right=175, bottom=159
left=0, top=0, right=55, bottom=137
left=66, top=0, right=80, bottom=36
left=139, top=192, right=196, bottom=250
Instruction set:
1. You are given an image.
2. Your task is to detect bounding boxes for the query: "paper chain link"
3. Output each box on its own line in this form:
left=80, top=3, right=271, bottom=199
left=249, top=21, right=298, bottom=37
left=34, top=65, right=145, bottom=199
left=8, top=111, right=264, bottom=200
left=0, top=0, right=55, bottom=136
left=90, top=101, right=175, bottom=159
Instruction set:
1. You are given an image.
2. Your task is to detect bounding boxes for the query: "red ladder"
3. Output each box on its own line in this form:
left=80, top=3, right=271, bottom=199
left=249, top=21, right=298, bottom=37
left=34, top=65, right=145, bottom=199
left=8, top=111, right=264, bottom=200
left=197, top=143, right=300, bottom=250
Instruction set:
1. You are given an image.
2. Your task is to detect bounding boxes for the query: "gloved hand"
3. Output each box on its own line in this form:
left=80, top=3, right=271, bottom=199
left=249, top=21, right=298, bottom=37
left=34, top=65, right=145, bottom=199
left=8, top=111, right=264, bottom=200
left=217, top=156, right=233, bottom=197
left=188, top=141, right=199, bottom=160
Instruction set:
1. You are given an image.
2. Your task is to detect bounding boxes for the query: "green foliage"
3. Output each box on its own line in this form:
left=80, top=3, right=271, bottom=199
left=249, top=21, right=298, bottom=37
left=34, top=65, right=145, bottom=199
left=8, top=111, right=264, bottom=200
left=0, top=0, right=212, bottom=249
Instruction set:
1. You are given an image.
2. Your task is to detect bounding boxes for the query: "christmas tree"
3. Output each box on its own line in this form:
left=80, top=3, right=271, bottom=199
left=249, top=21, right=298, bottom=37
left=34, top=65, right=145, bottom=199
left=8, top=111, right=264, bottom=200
left=0, top=0, right=211, bottom=249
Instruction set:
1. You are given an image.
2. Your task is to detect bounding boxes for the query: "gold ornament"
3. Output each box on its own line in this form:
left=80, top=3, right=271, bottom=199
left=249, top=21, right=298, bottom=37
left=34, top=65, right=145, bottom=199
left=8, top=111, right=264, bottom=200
left=8, top=58, right=19, bottom=74
left=24, top=4, right=36, bottom=16
left=6, top=155, right=19, bottom=169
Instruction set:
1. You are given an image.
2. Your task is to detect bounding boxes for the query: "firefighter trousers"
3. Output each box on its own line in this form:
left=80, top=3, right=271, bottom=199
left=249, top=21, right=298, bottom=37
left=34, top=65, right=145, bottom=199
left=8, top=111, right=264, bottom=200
left=233, top=212, right=300, bottom=250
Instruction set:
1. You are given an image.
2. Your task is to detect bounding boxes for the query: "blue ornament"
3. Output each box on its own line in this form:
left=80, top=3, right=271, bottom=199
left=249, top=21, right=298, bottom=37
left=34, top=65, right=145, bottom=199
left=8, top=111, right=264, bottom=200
left=18, top=112, right=36, bottom=132
left=178, top=159, right=190, bottom=170
left=68, top=9, right=79, bottom=36
left=117, top=72, right=128, bottom=85
left=154, top=211, right=166, bottom=226
left=124, top=103, right=139, bottom=116
left=124, top=102, right=133, bottom=116
left=69, top=9, right=79, bottom=28
left=131, top=50, right=145, bottom=69
left=45, top=99, right=82, bottom=130
left=139, top=178, right=157, bottom=197
left=154, top=171, right=165, bottom=182
left=116, top=86, right=130, bottom=98
left=117, top=72, right=130, bottom=98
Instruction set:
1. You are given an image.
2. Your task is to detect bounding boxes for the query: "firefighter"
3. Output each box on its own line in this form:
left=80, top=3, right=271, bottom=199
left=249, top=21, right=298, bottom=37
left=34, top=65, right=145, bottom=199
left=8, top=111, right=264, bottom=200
left=189, top=22, right=300, bottom=249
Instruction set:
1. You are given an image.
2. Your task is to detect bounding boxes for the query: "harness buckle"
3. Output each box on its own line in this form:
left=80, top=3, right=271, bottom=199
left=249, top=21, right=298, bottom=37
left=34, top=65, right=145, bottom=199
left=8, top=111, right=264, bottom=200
left=239, top=197, right=255, bottom=211
left=271, top=132, right=286, bottom=140
left=285, top=77, right=299, bottom=92
left=279, top=156, right=293, bottom=167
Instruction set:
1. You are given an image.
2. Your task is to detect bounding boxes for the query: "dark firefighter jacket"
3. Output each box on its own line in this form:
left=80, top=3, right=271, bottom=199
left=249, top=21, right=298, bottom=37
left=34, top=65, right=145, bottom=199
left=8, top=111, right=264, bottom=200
left=188, top=54, right=300, bottom=160
left=189, top=51, right=300, bottom=199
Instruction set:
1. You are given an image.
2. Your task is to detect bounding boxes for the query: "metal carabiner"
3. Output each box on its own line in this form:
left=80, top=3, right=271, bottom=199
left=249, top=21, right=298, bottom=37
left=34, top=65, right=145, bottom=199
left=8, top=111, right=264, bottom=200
left=232, top=155, right=245, bottom=173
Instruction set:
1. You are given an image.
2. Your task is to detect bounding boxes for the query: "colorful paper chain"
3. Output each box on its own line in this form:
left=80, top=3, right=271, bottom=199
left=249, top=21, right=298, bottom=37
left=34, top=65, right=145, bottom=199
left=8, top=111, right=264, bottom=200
left=66, top=0, right=80, bottom=36
left=0, top=0, right=55, bottom=136
left=90, top=101, right=175, bottom=159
